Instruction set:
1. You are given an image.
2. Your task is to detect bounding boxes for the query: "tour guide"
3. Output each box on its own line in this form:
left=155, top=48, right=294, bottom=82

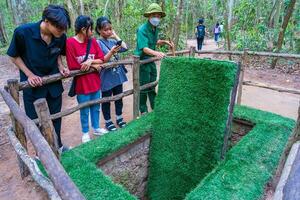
left=135, top=3, right=173, bottom=114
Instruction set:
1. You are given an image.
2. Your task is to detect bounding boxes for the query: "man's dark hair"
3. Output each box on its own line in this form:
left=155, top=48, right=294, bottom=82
left=75, top=15, right=94, bottom=35
left=198, top=18, right=204, bottom=24
left=95, top=16, right=112, bottom=35
left=42, top=5, right=71, bottom=30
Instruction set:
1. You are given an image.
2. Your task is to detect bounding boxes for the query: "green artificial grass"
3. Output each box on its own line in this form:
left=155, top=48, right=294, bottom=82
left=185, top=105, right=295, bottom=200
left=36, top=57, right=295, bottom=200
left=147, top=57, right=239, bottom=200
left=59, top=112, right=155, bottom=200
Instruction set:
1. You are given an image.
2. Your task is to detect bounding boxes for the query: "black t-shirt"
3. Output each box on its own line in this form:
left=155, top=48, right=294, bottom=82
left=7, top=21, right=66, bottom=98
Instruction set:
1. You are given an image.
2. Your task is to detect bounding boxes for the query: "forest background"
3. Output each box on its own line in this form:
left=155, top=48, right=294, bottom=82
left=0, top=0, right=299, bottom=57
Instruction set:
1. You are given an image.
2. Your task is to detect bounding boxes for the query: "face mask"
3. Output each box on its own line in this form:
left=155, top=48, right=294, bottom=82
left=149, top=17, right=161, bottom=26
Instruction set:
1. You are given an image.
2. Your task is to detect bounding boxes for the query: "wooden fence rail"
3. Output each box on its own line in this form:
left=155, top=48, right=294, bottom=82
left=0, top=88, right=85, bottom=200
left=6, top=127, right=61, bottom=200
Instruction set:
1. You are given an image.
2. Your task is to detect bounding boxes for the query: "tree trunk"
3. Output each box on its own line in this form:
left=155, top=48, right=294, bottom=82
left=78, top=0, right=84, bottom=15
left=172, top=0, right=184, bottom=49
left=64, top=0, right=77, bottom=28
left=10, top=0, right=28, bottom=25
left=271, top=0, right=297, bottom=69
left=0, top=12, right=8, bottom=46
left=222, top=0, right=231, bottom=58
left=228, top=0, right=234, bottom=29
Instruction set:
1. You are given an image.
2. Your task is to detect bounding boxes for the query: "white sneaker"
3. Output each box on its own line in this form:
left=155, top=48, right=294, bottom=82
left=82, top=133, right=91, bottom=143
left=93, top=128, right=108, bottom=136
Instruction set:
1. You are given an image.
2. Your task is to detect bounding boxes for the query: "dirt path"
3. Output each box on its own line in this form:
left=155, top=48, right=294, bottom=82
left=0, top=39, right=299, bottom=199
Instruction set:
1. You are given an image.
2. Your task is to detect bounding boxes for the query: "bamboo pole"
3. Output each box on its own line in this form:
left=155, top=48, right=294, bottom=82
left=34, top=99, right=59, bottom=158
left=189, top=46, right=196, bottom=57
left=237, top=48, right=248, bottom=105
left=243, top=81, right=300, bottom=95
left=132, top=55, right=140, bottom=119
left=7, top=79, right=29, bottom=178
left=0, top=88, right=85, bottom=200
left=221, top=62, right=241, bottom=159
left=6, top=127, right=61, bottom=200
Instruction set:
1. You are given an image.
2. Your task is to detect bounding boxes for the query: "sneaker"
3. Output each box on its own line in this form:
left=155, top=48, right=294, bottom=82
left=93, top=128, right=108, bottom=136
left=116, top=118, right=126, bottom=128
left=105, top=121, right=117, bottom=131
left=58, top=145, right=70, bottom=154
left=82, top=133, right=91, bottom=143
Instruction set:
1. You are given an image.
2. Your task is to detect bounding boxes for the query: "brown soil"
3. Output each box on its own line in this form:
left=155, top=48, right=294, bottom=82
left=0, top=39, right=299, bottom=199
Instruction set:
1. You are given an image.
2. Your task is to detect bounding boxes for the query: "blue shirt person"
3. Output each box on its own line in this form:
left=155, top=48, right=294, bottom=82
left=95, top=16, right=128, bottom=131
left=6, top=5, right=71, bottom=152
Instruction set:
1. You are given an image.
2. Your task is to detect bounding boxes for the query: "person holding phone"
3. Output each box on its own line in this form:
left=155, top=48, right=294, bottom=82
left=95, top=16, right=128, bottom=132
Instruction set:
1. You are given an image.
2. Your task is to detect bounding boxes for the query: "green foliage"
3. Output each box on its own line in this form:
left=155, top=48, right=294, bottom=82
left=186, top=105, right=295, bottom=200
left=147, top=58, right=238, bottom=200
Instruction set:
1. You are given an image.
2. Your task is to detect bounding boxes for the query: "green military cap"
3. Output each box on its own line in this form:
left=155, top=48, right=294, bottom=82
left=143, top=3, right=166, bottom=18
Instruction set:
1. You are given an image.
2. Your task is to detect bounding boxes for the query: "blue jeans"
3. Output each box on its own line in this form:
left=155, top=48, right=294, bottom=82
left=77, top=91, right=101, bottom=133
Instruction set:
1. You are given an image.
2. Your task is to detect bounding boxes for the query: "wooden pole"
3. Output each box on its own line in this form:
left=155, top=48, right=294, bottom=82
left=132, top=55, right=140, bottom=119
left=189, top=46, right=196, bottom=57
left=6, top=127, right=61, bottom=200
left=0, top=88, right=85, bottom=200
left=7, top=79, right=29, bottom=178
left=34, top=98, right=59, bottom=159
left=236, top=48, right=248, bottom=105
left=221, top=62, right=241, bottom=159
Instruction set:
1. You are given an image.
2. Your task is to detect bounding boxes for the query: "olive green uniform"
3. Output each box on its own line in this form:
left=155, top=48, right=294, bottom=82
left=135, top=21, right=159, bottom=113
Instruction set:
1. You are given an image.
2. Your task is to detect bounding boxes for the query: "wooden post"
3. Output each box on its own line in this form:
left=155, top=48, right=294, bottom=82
left=236, top=48, right=248, bottom=105
left=189, top=46, right=196, bottom=57
left=221, top=62, right=241, bottom=159
left=132, top=55, right=140, bottom=119
left=7, top=79, right=29, bottom=178
left=34, top=98, right=59, bottom=158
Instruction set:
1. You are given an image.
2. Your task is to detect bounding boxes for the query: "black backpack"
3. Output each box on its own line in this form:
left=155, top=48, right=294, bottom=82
left=197, top=25, right=205, bottom=38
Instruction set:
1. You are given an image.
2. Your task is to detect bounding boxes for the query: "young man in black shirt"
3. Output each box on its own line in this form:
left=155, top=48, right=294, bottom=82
left=7, top=5, right=71, bottom=153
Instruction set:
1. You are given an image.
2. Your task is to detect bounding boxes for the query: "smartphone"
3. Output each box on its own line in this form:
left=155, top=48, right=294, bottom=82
left=116, top=40, right=122, bottom=46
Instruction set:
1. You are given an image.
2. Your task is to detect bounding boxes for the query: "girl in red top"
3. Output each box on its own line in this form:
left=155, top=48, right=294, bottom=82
left=66, top=15, right=108, bottom=143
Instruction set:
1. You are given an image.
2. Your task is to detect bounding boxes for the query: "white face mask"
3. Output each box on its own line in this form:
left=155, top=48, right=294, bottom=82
left=149, top=17, right=161, bottom=26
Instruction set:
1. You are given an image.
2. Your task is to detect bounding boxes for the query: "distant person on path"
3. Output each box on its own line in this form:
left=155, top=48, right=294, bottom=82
left=214, top=22, right=221, bottom=46
left=135, top=3, right=174, bottom=115
left=219, top=22, right=224, bottom=39
left=195, top=18, right=206, bottom=50
left=95, top=16, right=128, bottom=131
left=7, top=5, right=71, bottom=153
left=66, top=15, right=108, bottom=143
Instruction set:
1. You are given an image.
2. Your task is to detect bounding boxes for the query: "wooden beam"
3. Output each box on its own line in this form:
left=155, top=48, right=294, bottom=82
left=34, top=81, right=159, bottom=123
left=18, top=60, right=133, bottom=90
left=34, top=99, right=59, bottom=158
left=243, top=81, right=300, bottom=95
left=195, top=50, right=300, bottom=59
left=221, top=62, right=241, bottom=159
left=6, top=127, right=61, bottom=200
left=132, top=55, right=140, bottom=119
left=237, top=48, right=249, bottom=105
left=0, top=88, right=85, bottom=200
left=7, top=79, right=29, bottom=178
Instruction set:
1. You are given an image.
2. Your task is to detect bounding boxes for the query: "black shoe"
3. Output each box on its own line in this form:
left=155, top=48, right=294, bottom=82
left=105, top=121, right=117, bottom=131
left=116, top=118, right=126, bottom=128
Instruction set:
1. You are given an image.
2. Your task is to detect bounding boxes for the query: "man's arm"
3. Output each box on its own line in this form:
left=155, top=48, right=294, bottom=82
left=9, top=56, right=42, bottom=87
left=143, top=47, right=165, bottom=59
